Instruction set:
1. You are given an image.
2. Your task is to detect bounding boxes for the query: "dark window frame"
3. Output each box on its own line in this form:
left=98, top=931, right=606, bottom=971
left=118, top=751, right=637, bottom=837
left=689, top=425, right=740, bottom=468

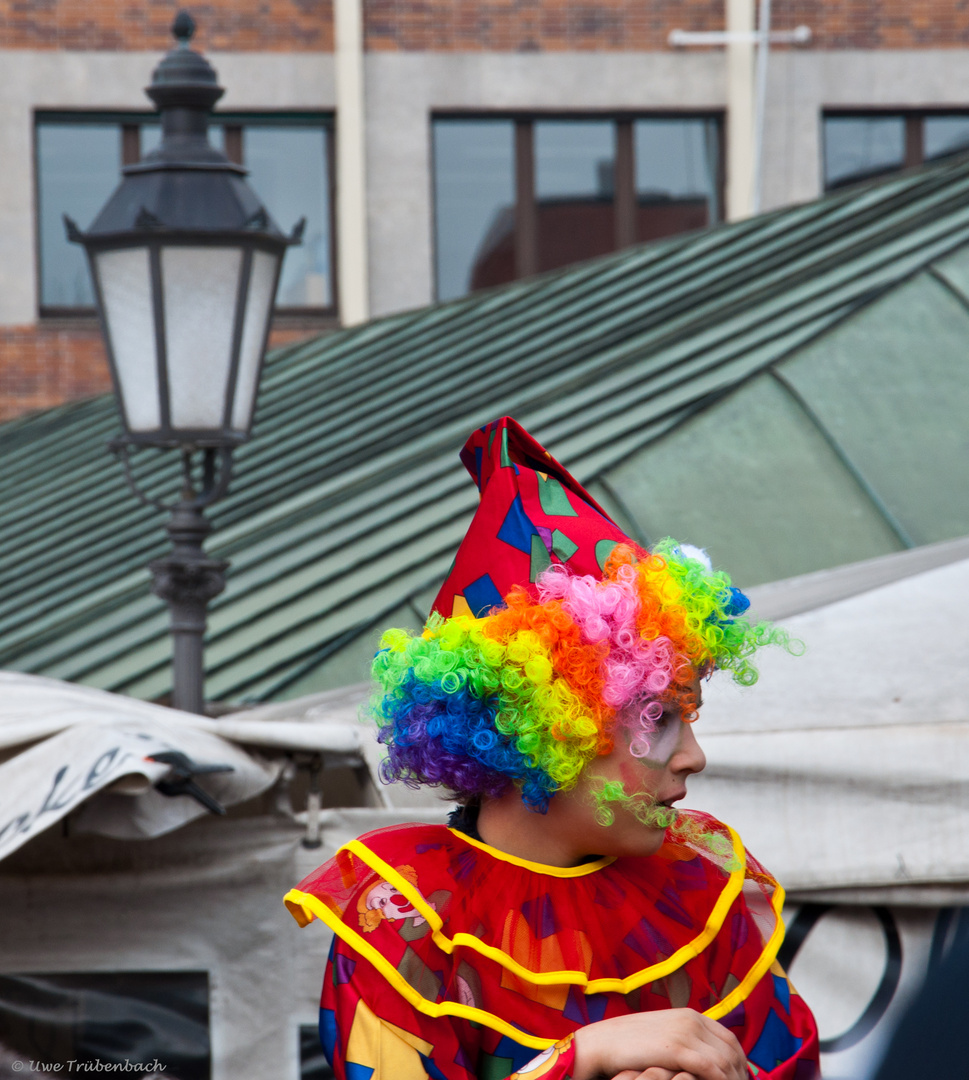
left=822, top=108, right=969, bottom=191
left=430, top=109, right=725, bottom=301
left=33, top=109, right=338, bottom=323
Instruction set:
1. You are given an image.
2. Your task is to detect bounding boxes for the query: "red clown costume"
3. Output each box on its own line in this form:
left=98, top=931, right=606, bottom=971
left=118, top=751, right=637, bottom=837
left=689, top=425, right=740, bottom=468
left=285, top=418, right=820, bottom=1080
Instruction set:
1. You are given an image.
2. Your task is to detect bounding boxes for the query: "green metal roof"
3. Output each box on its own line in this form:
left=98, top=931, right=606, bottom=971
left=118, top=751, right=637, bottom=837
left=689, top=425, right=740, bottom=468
left=3, top=153, right=969, bottom=704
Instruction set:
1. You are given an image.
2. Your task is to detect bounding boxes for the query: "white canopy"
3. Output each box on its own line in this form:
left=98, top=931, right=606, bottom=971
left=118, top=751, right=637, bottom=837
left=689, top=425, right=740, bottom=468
left=687, top=537, right=969, bottom=1079
left=692, top=535, right=969, bottom=902
left=0, top=674, right=440, bottom=1080
left=0, top=672, right=386, bottom=862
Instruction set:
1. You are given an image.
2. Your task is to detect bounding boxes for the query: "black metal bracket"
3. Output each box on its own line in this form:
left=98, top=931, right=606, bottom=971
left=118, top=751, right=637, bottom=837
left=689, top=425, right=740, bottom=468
left=147, top=750, right=234, bottom=815
left=109, top=440, right=234, bottom=514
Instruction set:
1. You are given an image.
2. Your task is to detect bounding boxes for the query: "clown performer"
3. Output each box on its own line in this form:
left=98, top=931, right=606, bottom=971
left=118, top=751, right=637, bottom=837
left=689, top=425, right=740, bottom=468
left=285, top=417, right=820, bottom=1080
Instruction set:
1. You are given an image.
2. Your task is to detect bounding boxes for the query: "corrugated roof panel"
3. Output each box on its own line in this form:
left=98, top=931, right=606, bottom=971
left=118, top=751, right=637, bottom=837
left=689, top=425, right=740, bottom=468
left=3, top=156, right=969, bottom=700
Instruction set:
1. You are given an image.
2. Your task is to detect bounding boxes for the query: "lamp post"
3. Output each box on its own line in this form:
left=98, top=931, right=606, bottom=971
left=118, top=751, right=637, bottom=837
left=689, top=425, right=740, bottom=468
left=67, top=10, right=302, bottom=714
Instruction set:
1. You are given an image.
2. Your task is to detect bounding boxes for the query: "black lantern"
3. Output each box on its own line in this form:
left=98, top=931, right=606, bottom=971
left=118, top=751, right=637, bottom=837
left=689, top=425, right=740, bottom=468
left=68, top=10, right=302, bottom=449
left=67, top=11, right=302, bottom=714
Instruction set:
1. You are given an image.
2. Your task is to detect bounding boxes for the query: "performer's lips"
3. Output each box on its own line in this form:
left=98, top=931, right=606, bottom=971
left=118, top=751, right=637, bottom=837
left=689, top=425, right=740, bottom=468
left=660, top=791, right=687, bottom=808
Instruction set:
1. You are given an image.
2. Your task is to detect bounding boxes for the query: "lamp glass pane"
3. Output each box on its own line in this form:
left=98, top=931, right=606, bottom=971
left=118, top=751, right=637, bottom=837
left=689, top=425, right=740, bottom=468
left=95, top=247, right=161, bottom=432
left=161, top=246, right=242, bottom=431
left=232, top=249, right=279, bottom=432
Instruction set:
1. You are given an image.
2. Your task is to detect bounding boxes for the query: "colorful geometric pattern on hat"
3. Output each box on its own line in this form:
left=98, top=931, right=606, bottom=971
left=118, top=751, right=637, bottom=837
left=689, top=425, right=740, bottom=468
left=431, top=417, right=633, bottom=618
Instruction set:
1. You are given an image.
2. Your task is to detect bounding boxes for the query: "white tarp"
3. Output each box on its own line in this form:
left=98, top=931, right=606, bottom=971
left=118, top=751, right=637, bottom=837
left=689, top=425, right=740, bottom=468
left=0, top=667, right=444, bottom=1080
left=0, top=671, right=366, bottom=756
left=0, top=717, right=258, bottom=858
left=693, top=548, right=969, bottom=898
left=688, top=542, right=969, bottom=1079
left=0, top=673, right=379, bottom=862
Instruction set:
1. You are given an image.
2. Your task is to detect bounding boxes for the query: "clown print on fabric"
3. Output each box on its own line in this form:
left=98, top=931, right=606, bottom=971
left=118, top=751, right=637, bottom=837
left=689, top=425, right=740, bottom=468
left=357, top=866, right=437, bottom=933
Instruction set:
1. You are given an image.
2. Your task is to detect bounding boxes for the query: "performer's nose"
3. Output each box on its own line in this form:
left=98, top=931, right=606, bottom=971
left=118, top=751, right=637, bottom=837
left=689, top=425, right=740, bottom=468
left=672, top=722, right=706, bottom=777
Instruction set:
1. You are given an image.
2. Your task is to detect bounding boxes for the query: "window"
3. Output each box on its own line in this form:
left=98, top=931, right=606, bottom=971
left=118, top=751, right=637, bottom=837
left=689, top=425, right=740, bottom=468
left=432, top=114, right=722, bottom=301
left=35, top=112, right=335, bottom=315
left=823, top=111, right=969, bottom=191
left=0, top=971, right=210, bottom=1078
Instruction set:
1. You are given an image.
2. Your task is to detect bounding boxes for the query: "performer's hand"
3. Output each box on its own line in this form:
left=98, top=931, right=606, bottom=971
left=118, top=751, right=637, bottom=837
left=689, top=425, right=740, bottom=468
left=571, top=1009, right=748, bottom=1080
left=610, top=1071, right=698, bottom=1080
left=610, top=1071, right=694, bottom=1080
left=610, top=1071, right=690, bottom=1080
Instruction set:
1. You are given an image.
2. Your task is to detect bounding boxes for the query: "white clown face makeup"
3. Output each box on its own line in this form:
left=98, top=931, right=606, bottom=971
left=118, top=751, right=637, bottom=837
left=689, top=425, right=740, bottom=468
left=629, top=704, right=686, bottom=765
left=624, top=685, right=703, bottom=767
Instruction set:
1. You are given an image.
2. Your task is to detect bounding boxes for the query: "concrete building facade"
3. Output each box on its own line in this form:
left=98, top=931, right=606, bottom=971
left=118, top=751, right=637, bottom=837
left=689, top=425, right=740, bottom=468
left=2, top=0, right=969, bottom=419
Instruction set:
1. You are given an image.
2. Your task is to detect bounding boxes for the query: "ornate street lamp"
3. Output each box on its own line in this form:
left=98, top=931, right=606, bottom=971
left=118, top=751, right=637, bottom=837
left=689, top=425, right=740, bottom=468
left=67, top=11, right=302, bottom=714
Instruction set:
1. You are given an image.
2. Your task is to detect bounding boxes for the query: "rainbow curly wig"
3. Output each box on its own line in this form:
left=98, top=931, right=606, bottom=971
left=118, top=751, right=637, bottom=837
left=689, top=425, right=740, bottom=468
left=369, top=417, right=790, bottom=815
left=372, top=539, right=784, bottom=812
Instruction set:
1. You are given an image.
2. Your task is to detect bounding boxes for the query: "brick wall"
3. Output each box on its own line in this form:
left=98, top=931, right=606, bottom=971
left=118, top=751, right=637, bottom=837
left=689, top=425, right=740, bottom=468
left=0, top=323, right=324, bottom=423
left=774, top=1, right=969, bottom=49
left=0, top=1, right=333, bottom=51
left=364, top=0, right=969, bottom=51
left=364, top=1, right=723, bottom=52
left=0, top=326, right=109, bottom=422
left=2, top=1, right=967, bottom=54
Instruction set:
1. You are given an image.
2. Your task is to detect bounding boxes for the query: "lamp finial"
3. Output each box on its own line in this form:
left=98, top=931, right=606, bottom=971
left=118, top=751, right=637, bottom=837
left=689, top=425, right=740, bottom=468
left=172, top=10, right=196, bottom=46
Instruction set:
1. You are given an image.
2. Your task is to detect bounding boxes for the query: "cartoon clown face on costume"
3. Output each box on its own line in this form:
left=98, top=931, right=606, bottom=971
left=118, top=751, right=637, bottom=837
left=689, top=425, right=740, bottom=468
left=357, top=865, right=436, bottom=933
left=365, top=882, right=422, bottom=922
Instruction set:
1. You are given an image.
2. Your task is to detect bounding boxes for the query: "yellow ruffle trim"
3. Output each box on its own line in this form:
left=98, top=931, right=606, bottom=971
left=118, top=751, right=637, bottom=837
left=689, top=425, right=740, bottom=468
left=447, top=829, right=617, bottom=876
left=283, top=824, right=786, bottom=1047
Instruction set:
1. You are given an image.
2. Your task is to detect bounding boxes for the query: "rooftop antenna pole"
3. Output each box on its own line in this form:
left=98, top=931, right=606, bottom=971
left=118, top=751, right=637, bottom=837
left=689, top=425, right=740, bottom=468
left=669, top=4, right=810, bottom=220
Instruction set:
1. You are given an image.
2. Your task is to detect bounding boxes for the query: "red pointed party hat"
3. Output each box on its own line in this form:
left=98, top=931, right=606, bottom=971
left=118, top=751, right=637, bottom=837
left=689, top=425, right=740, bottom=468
left=431, top=417, right=635, bottom=618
